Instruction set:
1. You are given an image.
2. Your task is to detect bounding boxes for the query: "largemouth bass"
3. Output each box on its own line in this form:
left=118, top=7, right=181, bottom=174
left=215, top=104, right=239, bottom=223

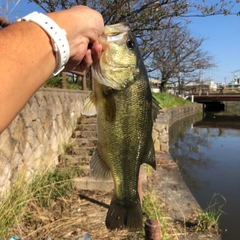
left=82, top=23, right=160, bottom=230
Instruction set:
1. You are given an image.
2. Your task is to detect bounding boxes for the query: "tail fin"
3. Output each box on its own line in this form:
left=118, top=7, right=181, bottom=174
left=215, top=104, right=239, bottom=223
left=105, top=198, right=142, bottom=230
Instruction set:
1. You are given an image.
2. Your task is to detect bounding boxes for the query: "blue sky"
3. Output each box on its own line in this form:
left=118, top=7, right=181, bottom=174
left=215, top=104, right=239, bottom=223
left=188, top=14, right=240, bottom=84
left=1, top=0, right=240, bottom=84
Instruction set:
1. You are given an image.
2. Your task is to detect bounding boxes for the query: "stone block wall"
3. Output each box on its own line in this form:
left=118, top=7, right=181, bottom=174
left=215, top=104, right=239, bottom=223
left=0, top=88, right=90, bottom=198
left=153, top=104, right=202, bottom=153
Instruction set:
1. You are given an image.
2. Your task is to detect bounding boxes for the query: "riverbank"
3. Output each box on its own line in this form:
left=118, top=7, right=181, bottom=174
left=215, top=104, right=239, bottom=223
left=153, top=151, right=221, bottom=239
left=71, top=105, right=222, bottom=239
left=7, top=104, right=222, bottom=239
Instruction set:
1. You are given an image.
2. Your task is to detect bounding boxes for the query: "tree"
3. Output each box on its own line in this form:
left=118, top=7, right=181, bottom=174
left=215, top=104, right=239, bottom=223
left=149, top=24, right=215, bottom=92
left=28, top=0, right=238, bottom=87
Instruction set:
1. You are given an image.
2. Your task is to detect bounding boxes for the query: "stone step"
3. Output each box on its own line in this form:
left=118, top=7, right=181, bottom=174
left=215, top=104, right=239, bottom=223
left=74, top=138, right=98, bottom=147
left=78, top=116, right=97, bottom=124
left=74, top=165, right=147, bottom=192
left=73, top=155, right=93, bottom=163
left=73, top=130, right=97, bottom=138
left=73, top=146, right=95, bottom=157
left=74, top=176, right=114, bottom=192
left=63, top=156, right=90, bottom=167
left=75, top=123, right=97, bottom=132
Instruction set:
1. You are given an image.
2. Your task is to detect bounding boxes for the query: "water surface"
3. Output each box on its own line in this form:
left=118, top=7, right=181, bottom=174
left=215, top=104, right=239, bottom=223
left=169, top=113, right=240, bottom=240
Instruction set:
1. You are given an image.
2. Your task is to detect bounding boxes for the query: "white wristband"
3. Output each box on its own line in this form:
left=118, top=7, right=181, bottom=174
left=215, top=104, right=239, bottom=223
left=17, top=12, right=70, bottom=76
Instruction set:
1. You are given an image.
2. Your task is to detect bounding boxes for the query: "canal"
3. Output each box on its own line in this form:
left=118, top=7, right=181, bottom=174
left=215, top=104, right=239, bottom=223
left=169, top=111, right=240, bottom=240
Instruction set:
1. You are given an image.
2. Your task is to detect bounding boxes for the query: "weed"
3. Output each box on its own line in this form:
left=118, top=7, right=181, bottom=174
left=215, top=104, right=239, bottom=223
left=142, top=190, right=168, bottom=240
left=0, top=167, right=76, bottom=239
left=58, top=139, right=76, bottom=166
left=0, top=176, right=31, bottom=238
left=63, top=139, right=75, bottom=155
left=31, top=168, right=76, bottom=208
left=194, top=193, right=226, bottom=234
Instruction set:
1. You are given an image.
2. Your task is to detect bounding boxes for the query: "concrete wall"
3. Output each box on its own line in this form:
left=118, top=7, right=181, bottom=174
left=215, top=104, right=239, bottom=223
left=0, top=88, right=89, bottom=197
left=153, top=104, right=202, bottom=153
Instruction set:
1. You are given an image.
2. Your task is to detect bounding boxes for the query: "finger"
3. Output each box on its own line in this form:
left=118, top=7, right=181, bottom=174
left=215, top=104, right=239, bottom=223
left=91, top=41, right=102, bottom=62
left=79, top=49, right=92, bottom=71
left=69, top=49, right=92, bottom=72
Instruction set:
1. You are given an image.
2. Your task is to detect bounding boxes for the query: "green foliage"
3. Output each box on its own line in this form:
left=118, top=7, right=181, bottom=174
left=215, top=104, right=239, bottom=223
left=44, top=76, right=82, bottom=89
left=66, top=81, right=82, bottom=90
left=44, top=75, right=63, bottom=88
left=152, top=92, right=193, bottom=109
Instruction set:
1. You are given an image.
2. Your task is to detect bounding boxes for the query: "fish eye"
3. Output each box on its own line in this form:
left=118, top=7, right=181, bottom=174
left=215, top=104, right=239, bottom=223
left=126, top=39, right=135, bottom=49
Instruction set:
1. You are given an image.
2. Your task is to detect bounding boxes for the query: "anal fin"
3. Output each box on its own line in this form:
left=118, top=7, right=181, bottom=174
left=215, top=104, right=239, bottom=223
left=90, top=147, right=112, bottom=180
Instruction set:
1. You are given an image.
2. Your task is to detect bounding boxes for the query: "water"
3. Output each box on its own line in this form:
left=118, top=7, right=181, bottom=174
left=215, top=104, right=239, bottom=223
left=169, top=113, right=240, bottom=240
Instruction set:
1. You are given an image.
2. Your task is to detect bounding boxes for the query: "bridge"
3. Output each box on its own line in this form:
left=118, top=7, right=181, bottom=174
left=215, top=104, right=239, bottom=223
left=191, top=94, right=240, bottom=103
left=186, top=94, right=240, bottom=111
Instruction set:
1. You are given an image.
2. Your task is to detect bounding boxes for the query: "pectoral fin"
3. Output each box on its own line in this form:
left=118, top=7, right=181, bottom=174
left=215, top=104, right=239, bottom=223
left=90, top=147, right=112, bottom=180
left=81, top=93, right=97, bottom=116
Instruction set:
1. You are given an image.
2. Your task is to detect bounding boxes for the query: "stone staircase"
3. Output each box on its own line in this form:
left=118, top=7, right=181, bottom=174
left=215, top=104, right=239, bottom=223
left=72, top=116, right=98, bottom=162
left=70, top=116, right=114, bottom=192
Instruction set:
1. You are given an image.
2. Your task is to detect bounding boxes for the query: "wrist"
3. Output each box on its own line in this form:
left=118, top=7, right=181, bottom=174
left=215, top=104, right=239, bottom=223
left=17, top=12, right=70, bottom=76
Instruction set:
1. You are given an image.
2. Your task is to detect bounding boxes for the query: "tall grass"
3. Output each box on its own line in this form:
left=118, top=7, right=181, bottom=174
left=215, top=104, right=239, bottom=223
left=194, top=193, right=226, bottom=234
left=142, top=190, right=168, bottom=240
left=0, top=167, right=76, bottom=239
left=0, top=175, right=30, bottom=238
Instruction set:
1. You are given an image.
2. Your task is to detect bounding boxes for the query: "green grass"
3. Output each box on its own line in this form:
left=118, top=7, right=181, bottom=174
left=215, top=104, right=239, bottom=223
left=0, top=175, right=30, bottom=238
left=30, top=168, right=76, bottom=208
left=152, top=92, right=193, bottom=109
left=194, top=194, right=226, bottom=234
left=142, top=190, right=168, bottom=240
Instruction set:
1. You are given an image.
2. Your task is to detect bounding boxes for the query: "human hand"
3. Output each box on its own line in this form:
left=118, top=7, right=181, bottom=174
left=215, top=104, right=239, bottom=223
left=46, top=6, right=104, bottom=72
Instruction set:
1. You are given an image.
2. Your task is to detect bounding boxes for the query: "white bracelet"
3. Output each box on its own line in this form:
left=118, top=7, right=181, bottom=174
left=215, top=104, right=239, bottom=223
left=17, top=12, right=70, bottom=76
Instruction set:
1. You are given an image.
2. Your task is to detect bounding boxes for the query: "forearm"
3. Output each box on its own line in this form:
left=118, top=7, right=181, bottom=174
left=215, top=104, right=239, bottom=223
left=0, top=21, right=55, bottom=133
left=0, top=6, right=103, bottom=133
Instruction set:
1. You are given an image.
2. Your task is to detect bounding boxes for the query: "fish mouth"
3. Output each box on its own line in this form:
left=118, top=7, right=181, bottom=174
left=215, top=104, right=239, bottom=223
left=92, top=23, right=132, bottom=90
left=98, top=23, right=130, bottom=51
